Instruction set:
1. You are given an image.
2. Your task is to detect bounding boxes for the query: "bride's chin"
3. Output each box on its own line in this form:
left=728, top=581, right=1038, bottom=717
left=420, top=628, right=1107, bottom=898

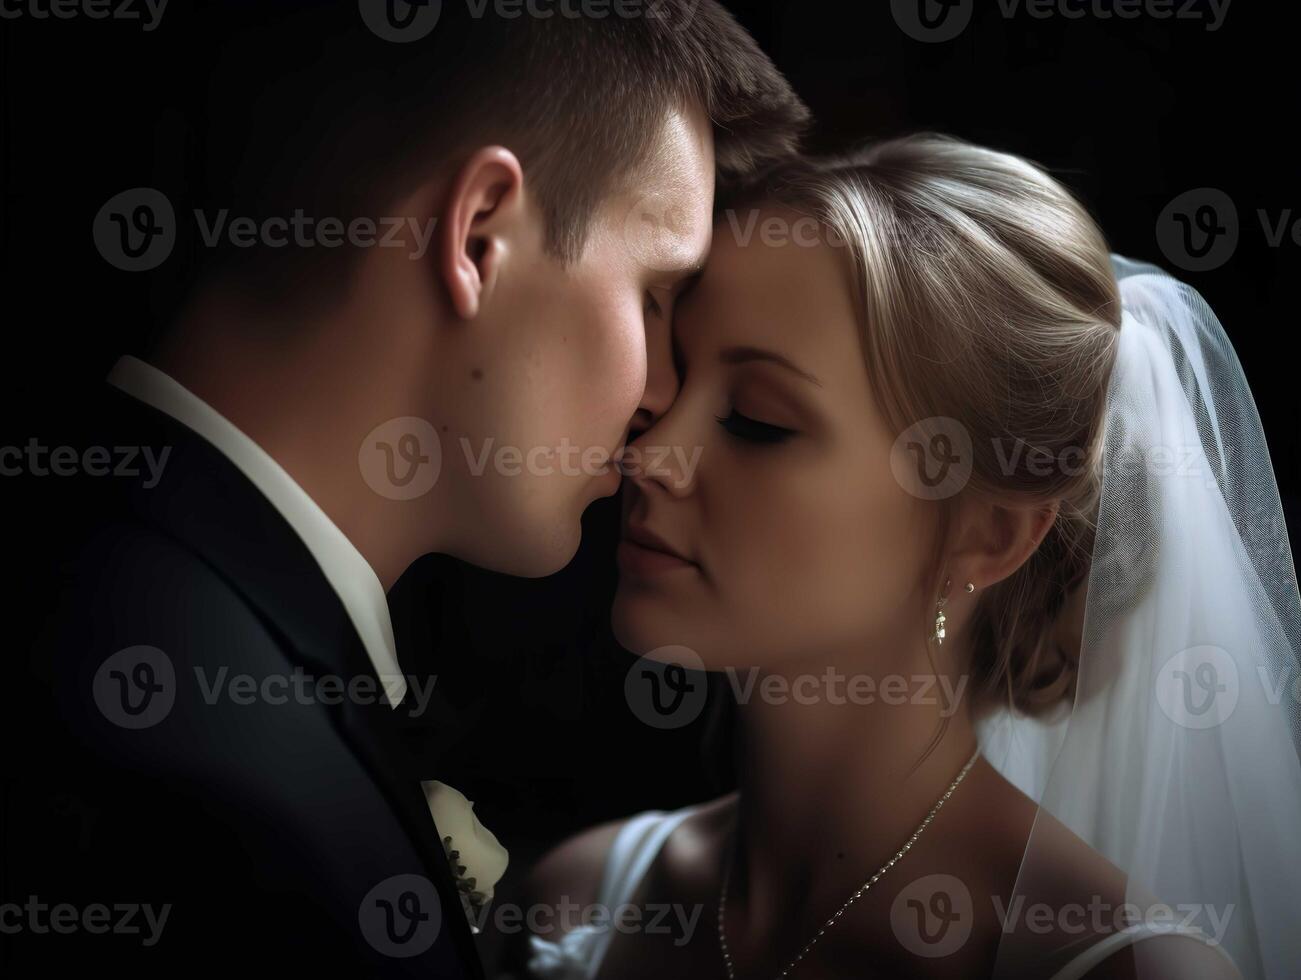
left=610, top=593, right=646, bottom=650
left=610, top=591, right=675, bottom=654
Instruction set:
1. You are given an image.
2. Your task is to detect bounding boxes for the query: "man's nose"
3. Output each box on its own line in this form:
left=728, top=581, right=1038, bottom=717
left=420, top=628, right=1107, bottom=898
left=629, top=314, right=680, bottom=440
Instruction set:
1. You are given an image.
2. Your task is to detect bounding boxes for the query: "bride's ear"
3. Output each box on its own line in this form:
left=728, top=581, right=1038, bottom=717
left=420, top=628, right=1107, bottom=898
left=437, top=146, right=525, bottom=320
left=950, top=498, right=1060, bottom=589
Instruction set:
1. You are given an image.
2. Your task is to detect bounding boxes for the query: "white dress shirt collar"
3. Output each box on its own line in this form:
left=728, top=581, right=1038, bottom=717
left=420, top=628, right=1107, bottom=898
left=107, top=355, right=408, bottom=708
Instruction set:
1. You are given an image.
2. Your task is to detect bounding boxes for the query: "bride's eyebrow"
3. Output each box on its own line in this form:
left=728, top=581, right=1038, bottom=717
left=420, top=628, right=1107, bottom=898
left=718, top=345, right=822, bottom=387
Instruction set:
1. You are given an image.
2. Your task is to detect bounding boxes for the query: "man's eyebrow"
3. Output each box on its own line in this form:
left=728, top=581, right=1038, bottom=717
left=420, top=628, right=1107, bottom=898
left=719, top=345, right=822, bottom=387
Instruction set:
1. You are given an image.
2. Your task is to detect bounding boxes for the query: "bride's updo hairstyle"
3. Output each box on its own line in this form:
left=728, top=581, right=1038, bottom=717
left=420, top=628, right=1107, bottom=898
left=730, top=134, right=1122, bottom=717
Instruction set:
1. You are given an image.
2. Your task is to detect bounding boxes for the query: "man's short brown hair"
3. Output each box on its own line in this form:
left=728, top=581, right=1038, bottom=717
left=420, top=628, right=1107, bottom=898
left=186, top=0, right=809, bottom=305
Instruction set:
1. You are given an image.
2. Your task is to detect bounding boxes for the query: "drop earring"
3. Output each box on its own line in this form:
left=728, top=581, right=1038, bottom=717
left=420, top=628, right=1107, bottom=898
left=933, top=579, right=975, bottom=646
left=933, top=579, right=950, bottom=645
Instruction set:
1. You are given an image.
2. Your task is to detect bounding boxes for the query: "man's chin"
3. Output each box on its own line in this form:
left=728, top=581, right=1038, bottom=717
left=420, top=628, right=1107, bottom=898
left=449, top=514, right=579, bottom=578
left=516, top=521, right=584, bottom=579
left=505, top=538, right=581, bottom=580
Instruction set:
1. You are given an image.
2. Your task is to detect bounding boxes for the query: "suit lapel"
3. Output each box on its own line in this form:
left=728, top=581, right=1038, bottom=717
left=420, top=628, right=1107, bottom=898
left=100, top=384, right=486, bottom=979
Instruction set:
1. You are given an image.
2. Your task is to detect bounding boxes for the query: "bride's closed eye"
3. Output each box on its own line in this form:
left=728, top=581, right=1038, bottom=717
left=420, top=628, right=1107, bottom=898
left=715, top=408, right=796, bottom=444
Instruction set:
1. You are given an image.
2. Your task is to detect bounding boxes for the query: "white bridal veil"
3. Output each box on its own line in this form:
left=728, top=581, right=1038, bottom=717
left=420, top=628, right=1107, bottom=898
left=978, top=256, right=1301, bottom=978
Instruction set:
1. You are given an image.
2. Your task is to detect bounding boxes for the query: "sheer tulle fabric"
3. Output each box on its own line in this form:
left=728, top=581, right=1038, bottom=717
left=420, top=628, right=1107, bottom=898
left=980, top=256, right=1301, bottom=978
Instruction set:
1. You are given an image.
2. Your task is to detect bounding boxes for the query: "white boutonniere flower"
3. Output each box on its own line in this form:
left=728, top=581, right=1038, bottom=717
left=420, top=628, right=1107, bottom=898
left=421, top=780, right=509, bottom=932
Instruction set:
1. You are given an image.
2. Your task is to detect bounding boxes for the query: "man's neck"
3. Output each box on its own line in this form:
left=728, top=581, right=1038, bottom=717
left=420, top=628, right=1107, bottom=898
left=151, top=315, right=416, bottom=591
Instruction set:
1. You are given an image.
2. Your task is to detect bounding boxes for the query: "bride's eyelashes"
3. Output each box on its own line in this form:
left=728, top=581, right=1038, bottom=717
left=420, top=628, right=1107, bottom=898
left=715, top=408, right=797, bottom=445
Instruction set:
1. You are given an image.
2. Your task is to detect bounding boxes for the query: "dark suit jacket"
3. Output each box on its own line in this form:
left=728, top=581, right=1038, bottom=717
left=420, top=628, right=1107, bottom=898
left=3, top=384, right=485, bottom=978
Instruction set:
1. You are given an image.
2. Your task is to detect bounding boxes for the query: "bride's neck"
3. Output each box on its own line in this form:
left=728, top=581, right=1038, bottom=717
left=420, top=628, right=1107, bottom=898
left=727, top=660, right=979, bottom=933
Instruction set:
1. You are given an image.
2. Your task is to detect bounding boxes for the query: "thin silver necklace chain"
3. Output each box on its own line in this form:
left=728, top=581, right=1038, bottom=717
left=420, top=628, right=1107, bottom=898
left=716, top=748, right=981, bottom=980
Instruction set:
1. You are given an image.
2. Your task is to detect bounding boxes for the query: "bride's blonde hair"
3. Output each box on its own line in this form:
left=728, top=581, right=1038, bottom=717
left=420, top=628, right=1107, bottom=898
left=731, top=134, right=1122, bottom=717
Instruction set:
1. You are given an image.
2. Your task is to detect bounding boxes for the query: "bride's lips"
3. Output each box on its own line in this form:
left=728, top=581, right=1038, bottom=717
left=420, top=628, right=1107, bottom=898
left=618, top=522, right=698, bottom=576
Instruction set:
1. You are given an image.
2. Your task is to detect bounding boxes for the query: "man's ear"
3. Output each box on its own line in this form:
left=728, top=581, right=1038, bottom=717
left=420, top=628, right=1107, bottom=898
left=438, top=146, right=525, bottom=320
left=948, top=498, right=1061, bottom=590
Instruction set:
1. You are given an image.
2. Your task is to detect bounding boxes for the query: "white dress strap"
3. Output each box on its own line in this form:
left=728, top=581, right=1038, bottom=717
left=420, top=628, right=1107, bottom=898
left=527, top=806, right=698, bottom=980
left=1048, top=923, right=1241, bottom=980
left=592, top=807, right=697, bottom=912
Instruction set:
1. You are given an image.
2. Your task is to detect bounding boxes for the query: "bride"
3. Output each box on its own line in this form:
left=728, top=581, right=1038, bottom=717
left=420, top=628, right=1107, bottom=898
left=511, top=135, right=1301, bottom=979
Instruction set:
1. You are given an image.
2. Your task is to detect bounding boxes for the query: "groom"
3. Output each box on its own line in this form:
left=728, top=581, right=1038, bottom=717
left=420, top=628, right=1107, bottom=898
left=8, top=2, right=806, bottom=977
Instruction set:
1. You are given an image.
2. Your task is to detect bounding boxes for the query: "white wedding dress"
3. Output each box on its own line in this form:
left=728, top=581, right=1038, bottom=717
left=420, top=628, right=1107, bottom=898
left=525, top=804, right=1238, bottom=980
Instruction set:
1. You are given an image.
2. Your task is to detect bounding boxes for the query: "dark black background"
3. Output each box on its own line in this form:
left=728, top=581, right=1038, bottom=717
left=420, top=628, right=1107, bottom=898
left=3, top=0, right=1298, bottom=964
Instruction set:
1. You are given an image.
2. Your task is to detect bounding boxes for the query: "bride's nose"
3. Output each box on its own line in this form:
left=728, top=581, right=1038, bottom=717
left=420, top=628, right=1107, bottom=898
left=623, top=410, right=698, bottom=498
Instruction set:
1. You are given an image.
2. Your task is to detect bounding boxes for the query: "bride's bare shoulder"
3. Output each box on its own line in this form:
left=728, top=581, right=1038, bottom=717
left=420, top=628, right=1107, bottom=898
left=654, top=792, right=736, bottom=890
left=954, top=761, right=1131, bottom=909
left=521, top=814, right=629, bottom=912
left=967, top=768, right=1241, bottom=980
left=521, top=793, right=735, bottom=910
